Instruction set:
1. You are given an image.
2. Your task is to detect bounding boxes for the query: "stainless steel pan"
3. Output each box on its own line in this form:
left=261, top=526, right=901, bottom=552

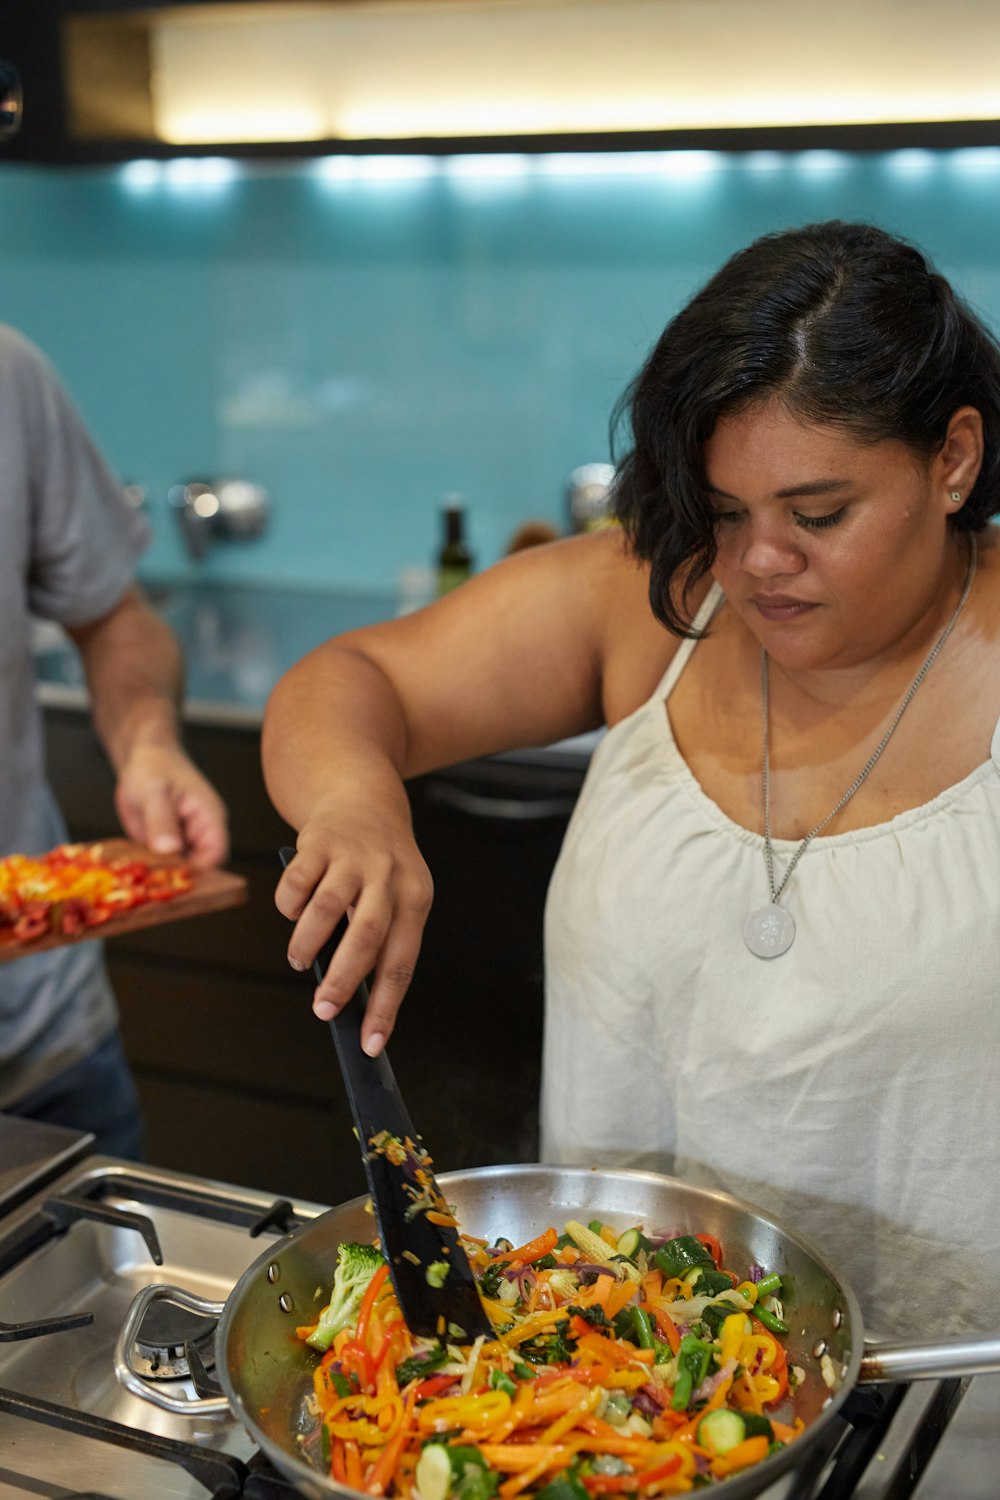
left=116, top=1165, right=1000, bottom=1500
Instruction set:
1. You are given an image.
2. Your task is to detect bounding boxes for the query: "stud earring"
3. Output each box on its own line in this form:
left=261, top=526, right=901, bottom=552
left=950, top=490, right=963, bottom=503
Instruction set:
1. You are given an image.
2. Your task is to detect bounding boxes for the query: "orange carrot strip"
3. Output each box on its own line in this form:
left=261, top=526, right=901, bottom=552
left=538, top=1387, right=603, bottom=1443
left=641, top=1269, right=664, bottom=1302
left=499, top=1439, right=585, bottom=1497
left=345, top=1441, right=364, bottom=1491
left=710, top=1434, right=769, bottom=1477
left=479, top=1445, right=568, bottom=1473
left=603, top=1278, right=642, bottom=1320
left=491, top=1228, right=559, bottom=1270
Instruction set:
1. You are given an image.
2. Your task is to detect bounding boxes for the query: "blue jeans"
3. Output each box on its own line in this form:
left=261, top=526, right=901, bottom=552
left=8, top=1030, right=145, bottom=1160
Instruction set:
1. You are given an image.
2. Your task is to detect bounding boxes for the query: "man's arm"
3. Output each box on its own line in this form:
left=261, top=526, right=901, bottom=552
left=65, top=586, right=229, bottom=868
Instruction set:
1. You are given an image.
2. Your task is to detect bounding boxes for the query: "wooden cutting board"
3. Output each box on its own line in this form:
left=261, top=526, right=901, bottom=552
left=0, top=839, right=247, bottom=965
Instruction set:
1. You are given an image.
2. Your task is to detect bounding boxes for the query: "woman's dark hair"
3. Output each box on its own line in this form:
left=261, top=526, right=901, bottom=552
left=612, top=220, right=1000, bottom=635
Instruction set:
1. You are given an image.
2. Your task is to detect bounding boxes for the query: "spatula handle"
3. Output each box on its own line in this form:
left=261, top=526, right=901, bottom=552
left=277, top=849, right=416, bottom=1145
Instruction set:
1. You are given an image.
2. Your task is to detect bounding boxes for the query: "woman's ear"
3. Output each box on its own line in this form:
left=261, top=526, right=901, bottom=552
left=938, top=406, right=984, bottom=515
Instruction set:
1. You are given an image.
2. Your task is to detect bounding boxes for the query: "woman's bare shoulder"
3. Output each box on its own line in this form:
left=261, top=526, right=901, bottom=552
left=578, top=530, right=716, bottom=723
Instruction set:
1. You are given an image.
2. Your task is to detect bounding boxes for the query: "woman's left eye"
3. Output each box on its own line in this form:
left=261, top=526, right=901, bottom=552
left=795, top=508, right=846, bottom=531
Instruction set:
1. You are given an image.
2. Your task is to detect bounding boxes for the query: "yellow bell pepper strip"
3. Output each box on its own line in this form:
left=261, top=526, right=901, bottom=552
left=477, top=1379, right=535, bottom=1442
left=709, top=1434, right=770, bottom=1478
left=489, top=1307, right=571, bottom=1351
left=417, top=1388, right=512, bottom=1436
left=750, top=1373, right=783, bottom=1405
left=326, top=1391, right=404, bottom=1445
left=719, top=1312, right=746, bottom=1367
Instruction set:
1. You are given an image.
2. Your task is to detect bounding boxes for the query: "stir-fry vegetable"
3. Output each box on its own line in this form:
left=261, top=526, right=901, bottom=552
left=297, top=1218, right=804, bottom=1496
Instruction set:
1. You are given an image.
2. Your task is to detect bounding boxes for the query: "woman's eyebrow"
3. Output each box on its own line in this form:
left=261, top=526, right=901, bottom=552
left=707, top=478, right=853, bottom=502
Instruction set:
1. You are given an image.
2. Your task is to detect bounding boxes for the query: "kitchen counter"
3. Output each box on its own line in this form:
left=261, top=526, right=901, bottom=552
left=33, top=578, right=602, bottom=766
left=0, top=1113, right=92, bottom=1215
left=33, top=578, right=398, bottom=729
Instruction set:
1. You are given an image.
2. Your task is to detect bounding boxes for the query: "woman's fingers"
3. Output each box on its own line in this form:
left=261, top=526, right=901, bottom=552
left=359, top=878, right=433, bottom=1055
left=311, top=888, right=391, bottom=1019
left=274, top=838, right=433, bottom=1048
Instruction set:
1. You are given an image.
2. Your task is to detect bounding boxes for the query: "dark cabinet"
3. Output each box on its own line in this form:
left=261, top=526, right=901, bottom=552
left=42, top=707, right=583, bottom=1204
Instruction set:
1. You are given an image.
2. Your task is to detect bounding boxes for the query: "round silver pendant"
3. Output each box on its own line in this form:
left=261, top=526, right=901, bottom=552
left=744, top=904, right=795, bottom=959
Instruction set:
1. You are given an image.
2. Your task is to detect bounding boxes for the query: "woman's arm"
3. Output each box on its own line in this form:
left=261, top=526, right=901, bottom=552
left=262, top=532, right=638, bottom=1053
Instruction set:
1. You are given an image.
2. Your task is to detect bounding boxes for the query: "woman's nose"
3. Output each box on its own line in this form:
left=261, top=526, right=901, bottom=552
left=738, top=525, right=807, bottom=578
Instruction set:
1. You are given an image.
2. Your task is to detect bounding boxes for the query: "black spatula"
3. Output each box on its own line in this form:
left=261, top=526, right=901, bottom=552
left=279, top=849, right=491, bottom=1340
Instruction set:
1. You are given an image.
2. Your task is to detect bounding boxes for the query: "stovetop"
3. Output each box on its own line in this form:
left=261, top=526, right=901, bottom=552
left=0, top=1152, right=985, bottom=1500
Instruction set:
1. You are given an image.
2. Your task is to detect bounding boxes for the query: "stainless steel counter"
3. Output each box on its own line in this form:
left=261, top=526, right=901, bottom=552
left=0, top=1113, right=93, bottom=1215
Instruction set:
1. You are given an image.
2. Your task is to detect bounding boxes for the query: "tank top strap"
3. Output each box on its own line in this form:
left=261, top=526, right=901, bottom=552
left=649, top=582, right=725, bottom=703
left=991, top=715, right=1000, bottom=774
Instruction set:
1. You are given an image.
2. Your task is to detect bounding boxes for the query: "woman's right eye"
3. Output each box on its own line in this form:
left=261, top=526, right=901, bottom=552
left=712, top=510, right=744, bottom=526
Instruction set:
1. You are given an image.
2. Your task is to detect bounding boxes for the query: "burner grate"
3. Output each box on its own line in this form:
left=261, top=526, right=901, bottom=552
left=0, top=1385, right=246, bottom=1498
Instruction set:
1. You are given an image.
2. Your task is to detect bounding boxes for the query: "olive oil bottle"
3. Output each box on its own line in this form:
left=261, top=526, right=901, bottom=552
left=436, top=499, right=473, bottom=596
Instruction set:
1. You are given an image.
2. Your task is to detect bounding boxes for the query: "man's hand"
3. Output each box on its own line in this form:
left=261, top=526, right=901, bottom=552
left=114, top=743, right=229, bottom=869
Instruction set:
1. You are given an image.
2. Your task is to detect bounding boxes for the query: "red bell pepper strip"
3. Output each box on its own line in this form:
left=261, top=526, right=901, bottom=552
left=355, top=1263, right=390, bottom=1349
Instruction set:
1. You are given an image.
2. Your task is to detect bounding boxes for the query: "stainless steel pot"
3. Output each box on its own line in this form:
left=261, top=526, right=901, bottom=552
left=115, top=1165, right=1000, bottom=1499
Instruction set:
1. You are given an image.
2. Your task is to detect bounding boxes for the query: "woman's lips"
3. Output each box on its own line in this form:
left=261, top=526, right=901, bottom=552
left=750, top=594, right=818, bottom=622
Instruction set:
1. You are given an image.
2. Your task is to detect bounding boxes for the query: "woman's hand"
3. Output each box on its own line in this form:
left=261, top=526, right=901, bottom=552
left=275, top=795, right=434, bottom=1057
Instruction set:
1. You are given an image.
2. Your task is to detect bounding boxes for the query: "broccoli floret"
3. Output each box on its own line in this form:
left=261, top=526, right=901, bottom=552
left=306, top=1242, right=385, bottom=1351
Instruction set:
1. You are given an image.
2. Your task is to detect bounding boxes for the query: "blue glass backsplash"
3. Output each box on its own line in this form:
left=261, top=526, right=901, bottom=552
left=4, top=147, right=1000, bottom=594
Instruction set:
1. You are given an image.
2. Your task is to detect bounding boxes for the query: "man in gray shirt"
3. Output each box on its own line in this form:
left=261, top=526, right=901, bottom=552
left=1, top=324, right=229, bottom=1156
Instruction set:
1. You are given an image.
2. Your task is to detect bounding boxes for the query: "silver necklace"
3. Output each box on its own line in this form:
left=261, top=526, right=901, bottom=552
left=743, top=535, right=978, bottom=959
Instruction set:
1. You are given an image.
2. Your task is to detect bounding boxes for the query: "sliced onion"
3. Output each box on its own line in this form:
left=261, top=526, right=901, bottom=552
left=692, top=1358, right=737, bottom=1406
left=660, top=1290, right=751, bottom=1324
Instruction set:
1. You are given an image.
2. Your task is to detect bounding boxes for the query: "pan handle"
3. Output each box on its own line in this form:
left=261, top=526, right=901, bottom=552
left=114, top=1282, right=230, bottom=1416
left=859, top=1334, right=1000, bottom=1383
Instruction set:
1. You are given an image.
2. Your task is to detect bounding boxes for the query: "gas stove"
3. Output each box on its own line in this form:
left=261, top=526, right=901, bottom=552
left=0, top=1151, right=985, bottom=1500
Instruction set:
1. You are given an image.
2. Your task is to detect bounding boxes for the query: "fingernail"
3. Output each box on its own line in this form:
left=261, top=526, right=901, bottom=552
left=314, top=1000, right=336, bottom=1020
left=363, top=1032, right=385, bottom=1058
left=288, top=956, right=305, bottom=972
left=152, top=834, right=182, bottom=852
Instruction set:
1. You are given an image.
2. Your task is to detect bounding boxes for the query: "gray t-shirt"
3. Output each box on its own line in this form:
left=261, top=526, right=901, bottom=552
left=0, top=325, right=150, bottom=1105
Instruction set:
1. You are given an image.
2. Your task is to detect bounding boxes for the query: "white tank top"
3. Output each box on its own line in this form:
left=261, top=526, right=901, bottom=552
left=542, top=585, right=1000, bottom=1337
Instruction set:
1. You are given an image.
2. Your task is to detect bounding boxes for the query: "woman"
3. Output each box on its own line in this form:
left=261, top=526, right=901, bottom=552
left=262, top=222, right=1000, bottom=1336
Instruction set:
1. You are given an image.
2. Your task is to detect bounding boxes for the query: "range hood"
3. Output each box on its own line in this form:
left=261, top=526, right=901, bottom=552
left=9, top=0, right=1000, bottom=160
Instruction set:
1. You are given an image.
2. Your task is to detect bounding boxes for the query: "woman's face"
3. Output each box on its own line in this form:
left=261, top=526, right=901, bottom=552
left=704, top=399, right=964, bottom=672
